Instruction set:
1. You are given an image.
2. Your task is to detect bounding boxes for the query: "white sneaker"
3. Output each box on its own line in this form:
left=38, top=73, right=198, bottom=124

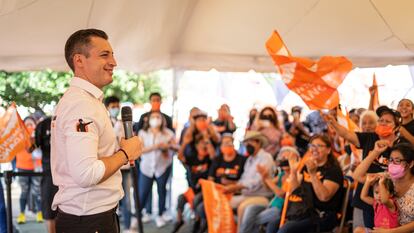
left=161, top=212, right=173, bottom=222
left=141, top=212, right=152, bottom=223
left=155, top=216, right=167, bottom=228
left=130, top=217, right=138, bottom=229
left=123, top=229, right=138, bottom=233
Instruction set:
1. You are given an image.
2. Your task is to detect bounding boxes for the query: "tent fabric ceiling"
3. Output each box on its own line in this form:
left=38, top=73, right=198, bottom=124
left=1, top=0, right=414, bottom=72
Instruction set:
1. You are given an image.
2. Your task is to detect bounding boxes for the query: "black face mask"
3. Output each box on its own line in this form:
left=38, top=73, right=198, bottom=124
left=279, top=160, right=289, bottom=167
left=246, top=144, right=256, bottom=156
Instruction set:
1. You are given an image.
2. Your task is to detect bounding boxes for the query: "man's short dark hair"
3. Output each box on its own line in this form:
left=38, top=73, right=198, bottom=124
left=65, top=29, right=108, bottom=71
left=149, top=92, right=161, bottom=100
left=104, top=96, right=120, bottom=107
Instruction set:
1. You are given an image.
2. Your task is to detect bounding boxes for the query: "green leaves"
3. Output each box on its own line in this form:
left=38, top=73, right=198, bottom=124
left=0, top=70, right=163, bottom=113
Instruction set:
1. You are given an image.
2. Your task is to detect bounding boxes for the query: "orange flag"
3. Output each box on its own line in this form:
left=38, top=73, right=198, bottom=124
left=0, top=104, right=31, bottom=163
left=368, top=73, right=380, bottom=111
left=337, top=108, right=360, bottom=132
left=200, top=179, right=236, bottom=233
left=266, top=31, right=353, bottom=110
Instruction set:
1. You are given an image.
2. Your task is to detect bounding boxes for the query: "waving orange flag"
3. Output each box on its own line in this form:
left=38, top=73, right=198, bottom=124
left=0, top=104, right=31, bottom=163
left=266, top=31, right=353, bottom=110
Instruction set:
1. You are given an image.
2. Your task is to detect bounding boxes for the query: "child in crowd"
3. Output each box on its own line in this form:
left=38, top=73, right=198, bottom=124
left=355, top=174, right=398, bottom=232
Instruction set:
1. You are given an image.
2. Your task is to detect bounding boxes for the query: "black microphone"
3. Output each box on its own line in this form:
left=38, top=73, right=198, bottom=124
left=121, top=106, right=135, bottom=167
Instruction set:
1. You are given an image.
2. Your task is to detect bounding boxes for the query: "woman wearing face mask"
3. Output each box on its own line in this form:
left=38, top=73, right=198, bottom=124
left=252, top=106, right=282, bottom=157
left=325, top=106, right=400, bottom=229
left=137, top=111, right=177, bottom=228
left=397, top=98, right=414, bottom=144
left=368, top=143, right=414, bottom=233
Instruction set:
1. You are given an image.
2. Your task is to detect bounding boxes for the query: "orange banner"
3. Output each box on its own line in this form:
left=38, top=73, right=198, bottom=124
left=266, top=31, right=353, bottom=110
left=0, top=105, right=31, bottom=163
left=337, top=108, right=360, bottom=132
left=200, top=179, right=236, bottom=233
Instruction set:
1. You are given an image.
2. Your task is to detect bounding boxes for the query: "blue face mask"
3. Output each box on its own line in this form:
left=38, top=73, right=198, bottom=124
left=109, top=108, right=120, bottom=118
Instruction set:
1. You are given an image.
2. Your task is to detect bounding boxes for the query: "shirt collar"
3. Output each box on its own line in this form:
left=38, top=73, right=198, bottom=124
left=70, top=77, right=104, bottom=101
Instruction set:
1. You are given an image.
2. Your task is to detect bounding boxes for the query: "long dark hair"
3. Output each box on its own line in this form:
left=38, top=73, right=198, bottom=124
left=142, top=111, right=166, bottom=132
left=390, top=143, right=414, bottom=175
left=259, top=106, right=279, bottom=129
left=309, top=134, right=340, bottom=169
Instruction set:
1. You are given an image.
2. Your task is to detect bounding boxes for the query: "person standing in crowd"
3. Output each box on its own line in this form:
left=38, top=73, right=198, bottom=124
left=251, top=107, right=282, bottom=157
left=51, top=28, right=142, bottom=233
left=325, top=105, right=400, bottom=229
left=134, top=92, right=174, bottom=133
left=213, top=104, right=236, bottom=135
left=396, top=98, right=414, bottom=144
left=179, top=107, right=200, bottom=145
left=16, top=116, right=43, bottom=224
left=138, top=111, right=177, bottom=228
left=35, top=116, right=57, bottom=233
left=246, top=108, right=258, bottom=132
left=133, top=92, right=174, bottom=220
left=287, top=106, right=310, bottom=156
left=104, top=96, right=135, bottom=233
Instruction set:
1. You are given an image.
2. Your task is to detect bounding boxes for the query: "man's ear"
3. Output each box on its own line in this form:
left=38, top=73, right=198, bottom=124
left=73, top=54, right=84, bottom=69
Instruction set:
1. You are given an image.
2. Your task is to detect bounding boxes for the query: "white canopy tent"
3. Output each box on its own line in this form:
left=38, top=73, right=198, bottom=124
left=1, top=0, right=414, bottom=72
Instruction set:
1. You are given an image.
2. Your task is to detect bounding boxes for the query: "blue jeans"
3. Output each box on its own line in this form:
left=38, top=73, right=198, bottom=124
left=120, top=170, right=132, bottom=229
left=138, top=166, right=171, bottom=216
left=136, top=165, right=152, bottom=214
left=18, top=169, right=41, bottom=213
left=266, top=211, right=338, bottom=233
left=239, top=205, right=280, bottom=233
left=0, top=181, right=7, bottom=233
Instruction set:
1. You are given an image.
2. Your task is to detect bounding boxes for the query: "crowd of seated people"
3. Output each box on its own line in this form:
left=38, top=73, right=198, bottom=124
left=170, top=99, right=414, bottom=233
left=11, top=93, right=414, bottom=233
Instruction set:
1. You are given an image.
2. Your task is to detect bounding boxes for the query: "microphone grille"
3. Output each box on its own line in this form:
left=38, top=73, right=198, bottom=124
left=121, top=106, right=133, bottom=122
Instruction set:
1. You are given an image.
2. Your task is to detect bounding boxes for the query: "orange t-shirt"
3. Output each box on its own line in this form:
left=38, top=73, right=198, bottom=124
left=16, top=150, right=34, bottom=170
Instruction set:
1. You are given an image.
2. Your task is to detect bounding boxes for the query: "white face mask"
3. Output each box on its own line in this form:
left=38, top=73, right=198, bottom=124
left=149, top=117, right=162, bottom=128
left=109, top=108, right=120, bottom=118
left=261, top=120, right=271, bottom=127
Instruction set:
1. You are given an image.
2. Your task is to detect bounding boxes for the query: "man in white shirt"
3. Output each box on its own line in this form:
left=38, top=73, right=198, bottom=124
left=223, top=131, right=274, bottom=228
left=51, top=28, right=142, bottom=233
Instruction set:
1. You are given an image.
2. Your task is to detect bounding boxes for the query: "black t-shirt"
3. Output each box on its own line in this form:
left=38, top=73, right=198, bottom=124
left=301, top=162, right=344, bottom=212
left=352, top=132, right=391, bottom=210
left=184, top=144, right=211, bottom=193
left=35, top=117, right=52, bottom=173
left=208, top=154, right=246, bottom=184
left=400, top=120, right=414, bottom=144
left=212, top=119, right=236, bottom=135
left=287, top=123, right=309, bottom=156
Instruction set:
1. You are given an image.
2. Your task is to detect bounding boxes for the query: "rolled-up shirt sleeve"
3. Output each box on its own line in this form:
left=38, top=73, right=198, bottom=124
left=62, top=105, right=105, bottom=188
left=239, top=152, right=274, bottom=191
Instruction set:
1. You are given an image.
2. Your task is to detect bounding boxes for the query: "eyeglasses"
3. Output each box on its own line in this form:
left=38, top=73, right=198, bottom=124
left=308, top=144, right=328, bottom=149
left=389, top=158, right=407, bottom=165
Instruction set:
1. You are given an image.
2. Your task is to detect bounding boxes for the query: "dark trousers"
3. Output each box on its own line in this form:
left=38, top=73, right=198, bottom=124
left=267, top=211, right=338, bottom=233
left=56, top=207, right=119, bottom=233
left=138, top=166, right=171, bottom=216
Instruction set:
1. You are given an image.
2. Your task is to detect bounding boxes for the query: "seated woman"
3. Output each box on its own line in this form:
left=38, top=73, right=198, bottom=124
left=238, top=146, right=300, bottom=233
left=364, top=143, right=414, bottom=233
left=267, top=134, right=344, bottom=233
left=196, top=133, right=247, bottom=232
left=172, top=134, right=216, bottom=233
